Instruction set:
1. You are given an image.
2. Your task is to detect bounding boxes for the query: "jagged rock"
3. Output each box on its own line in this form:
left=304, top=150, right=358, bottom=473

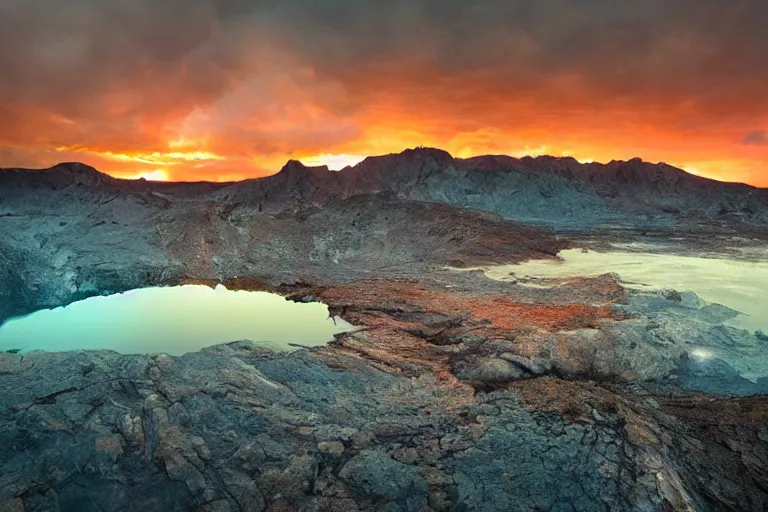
left=0, top=329, right=766, bottom=511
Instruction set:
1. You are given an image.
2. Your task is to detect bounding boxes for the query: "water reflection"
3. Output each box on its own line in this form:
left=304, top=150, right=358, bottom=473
left=0, top=285, right=354, bottom=355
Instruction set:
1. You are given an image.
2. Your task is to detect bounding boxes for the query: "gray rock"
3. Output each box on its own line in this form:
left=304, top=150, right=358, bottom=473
left=339, top=450, right=428, bottom=511
left=454, top=357, right=529, bottom=385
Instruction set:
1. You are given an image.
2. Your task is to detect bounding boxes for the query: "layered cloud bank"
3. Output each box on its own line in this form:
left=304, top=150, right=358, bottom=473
left=1, top=0, right=767, bottom=184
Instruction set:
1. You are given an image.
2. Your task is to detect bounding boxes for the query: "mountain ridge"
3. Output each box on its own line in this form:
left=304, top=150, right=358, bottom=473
left=1, top=147, right=761, bottom=188
left=2, top=147, right=767, bottom=228
left=223, top=147, right=768, bottom=227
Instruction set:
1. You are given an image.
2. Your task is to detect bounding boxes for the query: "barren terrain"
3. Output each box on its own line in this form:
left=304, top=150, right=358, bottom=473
left=2, top=149, right=768, bottom=511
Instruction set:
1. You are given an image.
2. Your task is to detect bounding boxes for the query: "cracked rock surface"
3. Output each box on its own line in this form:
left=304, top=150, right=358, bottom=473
left=4, top=344, right=767, bottom=512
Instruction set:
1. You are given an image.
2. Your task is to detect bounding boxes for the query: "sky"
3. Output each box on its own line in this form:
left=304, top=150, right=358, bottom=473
left=1, top=0, right=767, bottom=185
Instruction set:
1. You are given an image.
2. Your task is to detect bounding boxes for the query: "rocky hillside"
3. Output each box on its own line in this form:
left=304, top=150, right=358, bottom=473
left=4, top=148, right=768, bottom=230
left=0, top=161, right=565, bottom=324
left=217, top=148, right=768, bottom=228
left=2, top=149, right=767, bottom=322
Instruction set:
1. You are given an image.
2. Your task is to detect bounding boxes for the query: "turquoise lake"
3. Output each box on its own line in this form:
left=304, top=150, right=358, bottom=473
left=0, top=284, right=354, bottom=355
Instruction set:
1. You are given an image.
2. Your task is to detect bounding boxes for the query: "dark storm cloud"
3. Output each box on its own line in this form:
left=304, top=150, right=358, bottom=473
left=1, top=0, right=767, bottom=183
left=0, top=0, right=230, bottom=136
left=3, top=0, right=768, bottom=105
left=208, top=1, right=768, bottom=94
left=744, top=131, right=768, bottom=146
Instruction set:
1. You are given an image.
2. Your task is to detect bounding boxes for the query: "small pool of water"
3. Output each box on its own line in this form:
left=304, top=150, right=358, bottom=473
left=0, top=285, right=354, bottom=355
left=481, top=249, right=768, bottom=334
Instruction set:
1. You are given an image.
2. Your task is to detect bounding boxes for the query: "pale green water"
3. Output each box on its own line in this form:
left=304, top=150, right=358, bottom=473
left=0, top=285, right=354, bottom=355
left=482, top=249, right=768, bottom=334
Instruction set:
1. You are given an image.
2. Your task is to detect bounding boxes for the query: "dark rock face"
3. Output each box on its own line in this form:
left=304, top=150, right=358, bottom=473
left=4, top=344, right=766, bottom=512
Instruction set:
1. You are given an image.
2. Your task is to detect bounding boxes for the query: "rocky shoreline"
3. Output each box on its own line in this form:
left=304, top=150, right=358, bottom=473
left=3, top=276, right=768, bottom=511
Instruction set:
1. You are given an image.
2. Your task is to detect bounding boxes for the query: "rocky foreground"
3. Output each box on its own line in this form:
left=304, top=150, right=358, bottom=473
left=2, top=278, right=768, bottom=511
left=2, top=150, right=768, bottom=511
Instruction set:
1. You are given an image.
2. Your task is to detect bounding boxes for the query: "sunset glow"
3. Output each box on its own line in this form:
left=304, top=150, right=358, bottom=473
left=120, top=169, right=171, bottom=181
left=0, top=1, right=766, bottom=185
left=54, top=146, right=225, bottom=167
left=300, top=153, right=367, bottom=170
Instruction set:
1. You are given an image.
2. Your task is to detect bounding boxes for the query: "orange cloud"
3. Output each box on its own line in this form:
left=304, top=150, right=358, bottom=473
left=0, top=1, right=766, bottom=185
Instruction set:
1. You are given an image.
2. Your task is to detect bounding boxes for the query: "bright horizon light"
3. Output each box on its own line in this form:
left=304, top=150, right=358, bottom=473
left=121, top=169, right=170, bottom=181
left=55, top=146, right=225, bottom=167
left=299, top=153, right=367, bottom=170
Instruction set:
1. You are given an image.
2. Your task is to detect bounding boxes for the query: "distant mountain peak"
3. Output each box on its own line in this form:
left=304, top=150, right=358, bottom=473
left=42, top=162, right=116, bottom=188
left=278, top=159, right=307, bottom=173
left=352, top=147, right=456, bottom=176
left=48, top=161, right=100, bottom=172
left=278, top=159, right=329, bottom=174
left=400, top=146, right=454, bottom=160
left=47, top=162, right=114, bottom=178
